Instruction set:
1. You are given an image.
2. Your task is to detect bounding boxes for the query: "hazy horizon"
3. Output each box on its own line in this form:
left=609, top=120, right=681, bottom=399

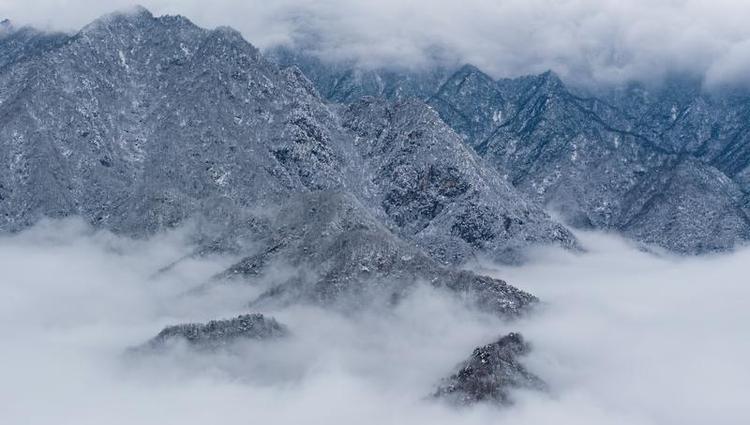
left=3, top=1, right=750, bottom=88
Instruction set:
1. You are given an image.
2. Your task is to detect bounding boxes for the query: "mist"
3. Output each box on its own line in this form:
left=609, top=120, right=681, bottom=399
left=0, top=220, right=748, bottom=424
left=3, top=0, right=750, bottom=87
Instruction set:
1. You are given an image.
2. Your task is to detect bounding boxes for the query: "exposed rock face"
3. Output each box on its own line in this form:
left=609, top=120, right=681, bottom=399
left=341, top=97, right=577, bottom=264
left=427, top=64, right=508, bottom=146
left=275, top=51, right=750, bottom=254
left=434, top=333, right=545, bottom=405
left=141, top=314, right=287, bottom=351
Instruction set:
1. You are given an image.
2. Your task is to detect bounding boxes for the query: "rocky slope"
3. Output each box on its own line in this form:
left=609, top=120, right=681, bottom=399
left=435, top=69, right=750, bottom=252
left=434, top=332, right=545, bottom=405
left=341, top=97, right=576, bottom=264
left=0, top=21, right=68, bottom=69
left=0, top=7, right=580, bottom=345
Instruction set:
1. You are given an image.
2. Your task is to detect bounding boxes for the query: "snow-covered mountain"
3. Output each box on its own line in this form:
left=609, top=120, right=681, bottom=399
left=0, top=6, right=577, bottom=331
left=0, top=7, right=573, bottom=265
left=276, top=49, right=750, bottom=254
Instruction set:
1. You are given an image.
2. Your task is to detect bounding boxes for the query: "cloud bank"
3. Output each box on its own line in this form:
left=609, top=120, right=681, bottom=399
left=3, top=0, right=750, bottom=86
left=0, top=220, right=748, bottom=424
left=482, top=231, right=750, bottom=424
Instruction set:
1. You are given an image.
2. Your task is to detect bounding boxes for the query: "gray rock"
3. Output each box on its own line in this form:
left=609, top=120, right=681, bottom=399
left=341, top=97, right=577, bottom=264
left=434, top=332, right=545, bottom=405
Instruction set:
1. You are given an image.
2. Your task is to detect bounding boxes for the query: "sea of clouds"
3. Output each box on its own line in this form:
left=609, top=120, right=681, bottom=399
left=0, top=219, right=747, bottom=424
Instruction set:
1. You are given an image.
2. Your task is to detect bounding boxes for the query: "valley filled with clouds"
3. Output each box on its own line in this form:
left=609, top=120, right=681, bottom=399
left=2, top=2, right=749, bottom=423
left=1, top=221, right=746, bottom=425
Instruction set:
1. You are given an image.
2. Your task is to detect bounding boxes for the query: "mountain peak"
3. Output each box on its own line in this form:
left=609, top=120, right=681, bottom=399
left=81, top=5, right=154, bottom=33
left=211, top=25, right=245, bottom=40
left=0, top=18, right=12, bottom=32
left=454, top=64, right=495, bottom=82
left=457, top=63, right=482, bottom=75
left=537, top=70, right=565, bottom=90
left=104, top=4, right=154, bottom=21
left=115, top=4, right=153, bottom=20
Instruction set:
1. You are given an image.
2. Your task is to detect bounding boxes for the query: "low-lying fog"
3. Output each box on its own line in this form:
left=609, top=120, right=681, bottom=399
left=0, top=219, right=747, bottom=424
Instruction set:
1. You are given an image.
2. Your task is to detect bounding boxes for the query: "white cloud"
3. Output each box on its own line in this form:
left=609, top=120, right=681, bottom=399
left=482, top=231, right=750, bottom=424
left=705, top=39, right=750, bottom=89
left=0, top=220, right=748, bottom=424
left=3, top=0, right=750, bottom=86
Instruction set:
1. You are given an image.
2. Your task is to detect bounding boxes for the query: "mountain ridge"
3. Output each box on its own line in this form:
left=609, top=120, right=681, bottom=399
left=272, top=47, right=750, bottom=254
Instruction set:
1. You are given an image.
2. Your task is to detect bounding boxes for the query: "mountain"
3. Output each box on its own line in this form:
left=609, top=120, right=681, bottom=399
left=272, top=52, right=750, bottom=254
left=433, top=332, right=545, bottom=405
left=341, top=97, right=576, bottom=264
left=0, top=7, right=572, bottom=265
left=437, top=69, right=750, bottom=252
left=0, top=7, right=356, bottom=239
left=0, top=20, right=68, bottom=69
left=427, top=64, right=509, bottom=146
left=0, top=8, right=577, bottom=324
left=215, top=191, right=537, bottom=318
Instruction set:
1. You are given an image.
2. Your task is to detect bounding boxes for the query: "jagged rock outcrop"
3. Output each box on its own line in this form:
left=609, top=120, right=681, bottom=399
left=434, top=333, right=545, bottom=405
left=341, top=97, right=577, bottom=264
left=140, top=314, right=287, bottom=351
left=427, top=64, right=509, bottom=146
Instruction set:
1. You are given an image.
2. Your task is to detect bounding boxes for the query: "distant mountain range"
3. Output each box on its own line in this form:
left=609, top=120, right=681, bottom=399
left=271, top=47, right=750, bottom=254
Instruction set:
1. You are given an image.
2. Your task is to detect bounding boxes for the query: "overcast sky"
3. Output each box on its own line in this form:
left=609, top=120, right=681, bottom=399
left=3, top=0, right=750, bottom=86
